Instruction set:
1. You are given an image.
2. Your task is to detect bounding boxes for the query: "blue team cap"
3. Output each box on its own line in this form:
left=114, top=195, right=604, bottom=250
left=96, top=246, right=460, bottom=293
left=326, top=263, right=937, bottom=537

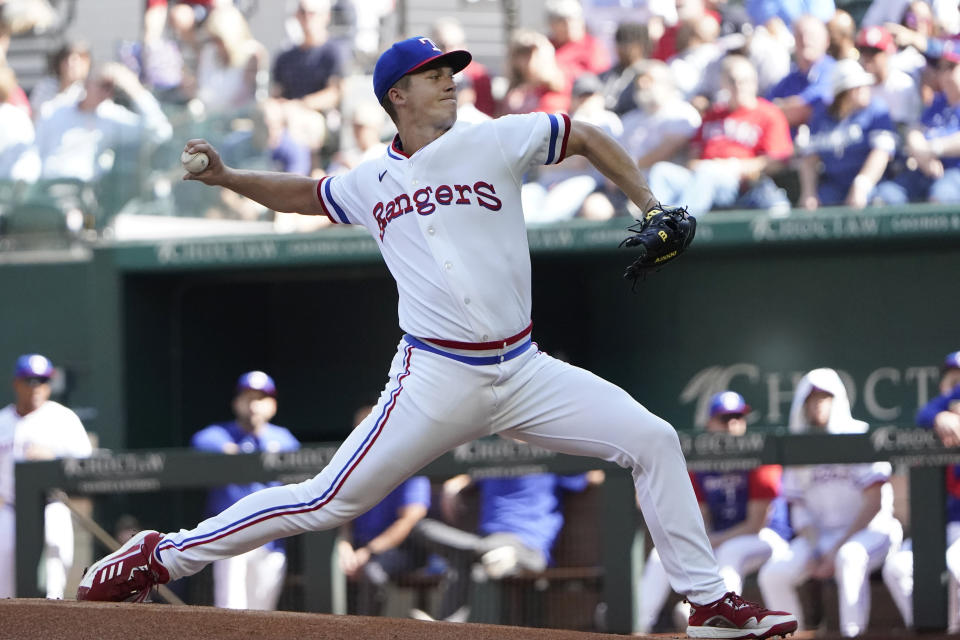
left=14, top=353, right=54, bottom=379
left=236, top=371, right=276, bottom=397
left=708, top=391, right=751, bottom=417
left=944, top=351, right=960, bottom=371
left=373, top=36, right=472, bottom=103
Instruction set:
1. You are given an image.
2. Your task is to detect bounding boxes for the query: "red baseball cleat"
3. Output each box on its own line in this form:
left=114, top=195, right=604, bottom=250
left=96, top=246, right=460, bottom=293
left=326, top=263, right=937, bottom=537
left=686, top=592, right=798, bottom=639
left=76, top=530, right=170, bottom=602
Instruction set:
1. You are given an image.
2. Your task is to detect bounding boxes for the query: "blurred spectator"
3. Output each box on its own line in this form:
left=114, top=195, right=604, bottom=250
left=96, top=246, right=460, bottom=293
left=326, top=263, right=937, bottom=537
left=117, top=2, right=188, bottom=103
left=647, top=55, right=793, bottom=216
left=886, top=1, right=938, bottom=84
left=638, top=392, right=792, bottom=633
left=0, top=65, right=40, bottom=181
left=327, top=100, right=387, bottom=174
left=668, top=14, right=726, bottom=101
left=191, top=371, right=300, bottom=610
left=883, top=350, right=960, bottom=631
left=34, top=62, right=172, bottom=182
left=272, top=0, right=345, bottom=116
left=620, top=60, right=702, bottom=174
left=221, top=98, right=312, bottom=175
left=873, top=50, right=960, bottom=204
left=499, top=29, right=571, bottom=115
left=767, top=15, right=836, bottom=131
left=413, top=470, right=603, bottom=623
left=194, top=6, right=268, bottom=114
left=797, top=59, right=897, bottom=209
left=654, top=0, right=721, bottom=62
left=545, top=0, right=611, bottom=83
left=167, top=0, right=204, bottom=83
left=758, top=368, right=901, bottom=637
left=0, top=354, right=93, bottom=599
left=745, top=0, right=836, bottom=29
left=826, top=10, right=858, bottom=61
left=600, top=21, right=649, bottom=115
left=29, top=40, right=91, bottom=119
left=857, top=26, right=922, bottom=126
left=521, top=73, right=618, bottom=223
left=431, top=17, right=494, bottom=117
left=0, top=6, right=31, bottom=116
left=863, top=0, right=959, bottom=36
left=0, top=0, right=58, bottom=35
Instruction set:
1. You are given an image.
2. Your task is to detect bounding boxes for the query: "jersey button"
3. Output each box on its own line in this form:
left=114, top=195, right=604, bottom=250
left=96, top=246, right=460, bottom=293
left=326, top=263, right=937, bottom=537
left=464, top=297, right=470, bottom=305
left=427, top=226, right=435, bottom=235
left=412, top=179, right=420, bottom=185
left=482, top=334, right=489, bottom=341
left=444, top=261, right=452, bottom=270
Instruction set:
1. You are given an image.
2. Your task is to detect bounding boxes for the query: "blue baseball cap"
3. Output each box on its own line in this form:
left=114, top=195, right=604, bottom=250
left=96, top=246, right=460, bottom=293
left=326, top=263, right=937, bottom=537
left=709, top=391, right=751, bottom=417
left=944, top=351, right=960, bottom=371
left=236, top=371, right=276, bottom=397
left=373, top=36, right=472, bottom=104
left=14, top=354, right=54, bottom=379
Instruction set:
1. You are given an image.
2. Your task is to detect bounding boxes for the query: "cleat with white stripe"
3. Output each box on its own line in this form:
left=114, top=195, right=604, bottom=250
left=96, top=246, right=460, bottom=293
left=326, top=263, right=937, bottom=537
left=686, top=592, right=798, bottom=640
left=77, top=530, right=169, bottom=602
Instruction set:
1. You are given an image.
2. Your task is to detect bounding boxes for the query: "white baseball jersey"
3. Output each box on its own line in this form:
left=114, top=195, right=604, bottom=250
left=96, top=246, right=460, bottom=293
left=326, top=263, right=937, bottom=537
left=781, top=462, right=894, bottom=536
left=0, top=401, right=91, bottom=505
left=315, top=112, right=571, bottom=344
left=0, top=400, right=91, bottom=598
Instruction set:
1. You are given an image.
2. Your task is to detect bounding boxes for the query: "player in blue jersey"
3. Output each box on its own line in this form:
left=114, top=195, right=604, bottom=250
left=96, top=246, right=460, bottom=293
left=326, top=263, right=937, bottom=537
left=191, top=371, right=300, bottom=610
left=798, top=58, right=896, bottom=209
left=412, top=468, right=601, bottom=622
left=638, top=392, right=792, bottom=632
left=338, top=475, right=431, bottom=616
left=883, top=351, right=960, bottom=631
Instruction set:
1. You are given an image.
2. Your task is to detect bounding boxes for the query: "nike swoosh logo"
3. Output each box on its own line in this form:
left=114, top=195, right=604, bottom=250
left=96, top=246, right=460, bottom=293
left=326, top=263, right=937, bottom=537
left=378, top=170, right=387, bottom=182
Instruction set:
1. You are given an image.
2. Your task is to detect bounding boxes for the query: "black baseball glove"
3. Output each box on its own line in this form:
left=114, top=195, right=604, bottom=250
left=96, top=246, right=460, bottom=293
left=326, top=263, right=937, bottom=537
left=619, top=204, right=697, bottom=283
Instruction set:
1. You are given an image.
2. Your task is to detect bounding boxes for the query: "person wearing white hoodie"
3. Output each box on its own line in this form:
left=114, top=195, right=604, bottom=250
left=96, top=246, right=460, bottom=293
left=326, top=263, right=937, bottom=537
left=757, top=368, right=902, bottom=637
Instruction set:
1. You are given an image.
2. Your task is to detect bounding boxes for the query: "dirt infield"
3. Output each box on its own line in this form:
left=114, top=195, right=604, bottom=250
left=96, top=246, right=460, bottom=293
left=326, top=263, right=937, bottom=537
left=0, top=599, right=636, bottom=640
left=0, top=599, right=950, bottom=640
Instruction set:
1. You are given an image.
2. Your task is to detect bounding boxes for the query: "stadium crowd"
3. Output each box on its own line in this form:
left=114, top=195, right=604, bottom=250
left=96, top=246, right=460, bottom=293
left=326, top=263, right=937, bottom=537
left=2, top=0, right=960, bottom=235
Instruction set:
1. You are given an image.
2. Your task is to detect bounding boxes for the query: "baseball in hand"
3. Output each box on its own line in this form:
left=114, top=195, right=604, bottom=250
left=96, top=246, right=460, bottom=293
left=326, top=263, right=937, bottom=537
left=180, top=150, right=209, bottom=174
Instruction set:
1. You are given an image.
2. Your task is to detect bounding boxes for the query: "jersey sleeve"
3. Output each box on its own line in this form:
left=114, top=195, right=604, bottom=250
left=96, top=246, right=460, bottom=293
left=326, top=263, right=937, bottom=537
left=868, top=106, right=897, bottom=154
left=557, top=473, right=589, bottom=493
left=315, top=173, right=361, bottom=225
left=399, top=476, right=431, bottom=510
left=855, top=461, right=892, bottom=488
left=60, top=411, right=92, bottom=458
left=191, top=425, right=231, bottom=452
left=492, top=112, right=572, bottom=180
left=780, top=467, right=806, bottom=501
left=917, top=386, right=960, bottom=427
left=748, top=464, right=782, bottom=500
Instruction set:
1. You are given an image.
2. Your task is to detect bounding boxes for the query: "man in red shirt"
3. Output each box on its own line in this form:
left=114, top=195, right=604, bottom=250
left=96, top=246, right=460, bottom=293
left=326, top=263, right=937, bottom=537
left=647, top=55, right=793, bottom=215
left=546, top=0, right=611, bottom=84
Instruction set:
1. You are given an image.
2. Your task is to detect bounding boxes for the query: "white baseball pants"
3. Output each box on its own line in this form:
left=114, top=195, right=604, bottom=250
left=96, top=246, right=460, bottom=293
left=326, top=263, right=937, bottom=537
left=212, top=545, right=287, bottom=610
left=758, top=524, right=901, bottom=636
left=154, top=340, right=727, bottom=605
left=882, top=521, right=960, bottom=630
left=638, top=528, right=790, bottom=632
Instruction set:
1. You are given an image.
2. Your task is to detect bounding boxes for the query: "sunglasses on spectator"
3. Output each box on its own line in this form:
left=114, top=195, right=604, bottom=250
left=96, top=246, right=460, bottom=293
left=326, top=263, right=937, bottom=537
left=21, top=376, right=51, bottom=386
left=857, top=47, right=883, bottom=57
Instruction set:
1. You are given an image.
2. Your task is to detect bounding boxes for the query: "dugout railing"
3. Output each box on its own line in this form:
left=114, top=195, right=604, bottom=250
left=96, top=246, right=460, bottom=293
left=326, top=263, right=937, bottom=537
left=14, top=428, right=957, bottom=633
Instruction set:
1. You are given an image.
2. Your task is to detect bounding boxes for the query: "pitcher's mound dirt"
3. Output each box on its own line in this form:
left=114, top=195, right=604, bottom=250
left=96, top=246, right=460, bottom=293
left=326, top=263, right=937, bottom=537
left=0, top=599, right=636, bottom=640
